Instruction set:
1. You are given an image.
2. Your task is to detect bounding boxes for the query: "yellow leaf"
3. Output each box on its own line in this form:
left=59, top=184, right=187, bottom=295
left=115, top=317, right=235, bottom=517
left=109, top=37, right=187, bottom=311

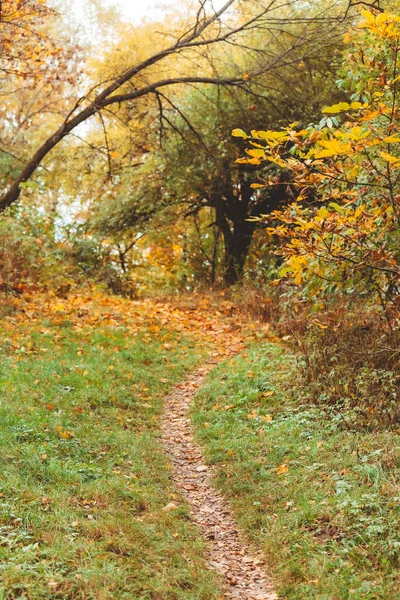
left=266, top=156, right=288, bottom=168
left=322, top=102, right=350, bottom=114
left=383, top=135, right=400, bottom=143
left=360, top=8, right=376, bottom=25
left=246, top=149, right=265, bottom=158
left=294, top=269, right=303, bottom=285
left=56, top=426, right=74, bottom=439
left=236, top=157, right=260, bottom=165
left=311, top=319, right=329, bottom=329
left=232, top=128, right=248, bottom=139
left=329, top=202, right=345, bottom=214
left=380, top=150, right=400, bottom=164
left=376, top=12, right=390, bottom=26
left=256, top=130, right=290, bottom=142
left=315, top=139, right=351, bottom=158
left=317, top=207, right=329, bottom=219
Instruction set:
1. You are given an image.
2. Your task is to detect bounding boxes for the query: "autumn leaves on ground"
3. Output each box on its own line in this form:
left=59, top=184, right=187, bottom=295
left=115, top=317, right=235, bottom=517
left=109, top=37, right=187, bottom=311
left=1, top=290, right=400, bottom=600
left=0, top=291, right=249, bottom=599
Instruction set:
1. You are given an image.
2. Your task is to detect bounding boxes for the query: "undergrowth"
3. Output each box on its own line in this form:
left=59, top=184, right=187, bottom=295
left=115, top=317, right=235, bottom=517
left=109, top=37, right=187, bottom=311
left=193, top=341, right=400, bottom=599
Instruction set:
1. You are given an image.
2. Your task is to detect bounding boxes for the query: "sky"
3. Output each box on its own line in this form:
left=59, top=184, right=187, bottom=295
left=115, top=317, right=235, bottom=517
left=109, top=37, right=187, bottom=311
left=103, top=0, right=171, bottom=23
left=102, top=0, right=227, bottom=23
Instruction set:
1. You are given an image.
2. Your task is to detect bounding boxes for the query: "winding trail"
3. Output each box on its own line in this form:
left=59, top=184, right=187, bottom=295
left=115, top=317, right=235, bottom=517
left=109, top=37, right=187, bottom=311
left=162, top=358, right=278, bottom=600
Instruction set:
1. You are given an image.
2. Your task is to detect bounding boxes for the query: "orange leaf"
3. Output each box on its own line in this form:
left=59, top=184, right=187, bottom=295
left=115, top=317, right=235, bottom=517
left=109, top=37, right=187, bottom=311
left=56, top=426, right=74, bottom=439
left=276, top=464, right=289, bottom=475
left=261, top=415, right=273, bottom=422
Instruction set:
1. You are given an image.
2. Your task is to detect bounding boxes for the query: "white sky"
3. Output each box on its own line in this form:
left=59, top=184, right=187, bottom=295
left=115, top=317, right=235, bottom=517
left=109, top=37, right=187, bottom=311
left=103, top=0, right=172, bottom=23
left=102, top=0, right=227, bottom=23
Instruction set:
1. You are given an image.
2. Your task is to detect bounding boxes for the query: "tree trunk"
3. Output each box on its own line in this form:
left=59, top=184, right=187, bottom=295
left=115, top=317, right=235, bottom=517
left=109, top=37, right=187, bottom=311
left=222, top=219, right=255, bottom=285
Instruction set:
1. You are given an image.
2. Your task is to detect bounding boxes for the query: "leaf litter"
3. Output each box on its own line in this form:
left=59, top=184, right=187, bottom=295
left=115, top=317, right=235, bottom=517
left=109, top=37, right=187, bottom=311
left=162, top=355, right=278, bottom=600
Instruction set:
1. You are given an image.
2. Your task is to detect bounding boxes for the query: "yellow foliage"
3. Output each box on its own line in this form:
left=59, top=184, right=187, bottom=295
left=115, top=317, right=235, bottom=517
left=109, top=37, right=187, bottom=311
left=314, top=139, right=352, bottom=158
left=322, top=101, right=368, bottom=114
left=246, top=149, right=265, bottom=158
left=380, top=151, right=400, bottom=164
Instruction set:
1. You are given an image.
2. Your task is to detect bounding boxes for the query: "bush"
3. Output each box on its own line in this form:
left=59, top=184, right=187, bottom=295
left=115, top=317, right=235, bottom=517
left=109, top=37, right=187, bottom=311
left=0, top=216, right=43, bottom=297
left=283, top=304, right=400, bottom=428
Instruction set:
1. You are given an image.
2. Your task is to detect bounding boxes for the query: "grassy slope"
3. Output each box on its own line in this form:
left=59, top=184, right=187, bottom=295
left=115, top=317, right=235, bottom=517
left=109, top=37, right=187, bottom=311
left=193, top=342, right=400, bottom=600
left=0, top=308, right=224, bottom=599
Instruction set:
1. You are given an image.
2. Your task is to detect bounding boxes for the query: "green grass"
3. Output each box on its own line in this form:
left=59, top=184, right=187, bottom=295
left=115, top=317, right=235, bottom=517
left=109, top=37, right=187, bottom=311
left=0, top=317, right=224, bottom=599
left=193, top=342, right=400, bottom=600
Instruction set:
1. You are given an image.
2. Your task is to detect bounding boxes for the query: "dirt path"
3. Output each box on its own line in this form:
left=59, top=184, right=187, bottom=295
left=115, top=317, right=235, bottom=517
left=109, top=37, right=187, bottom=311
left=162, top=359, right=278, bottom=600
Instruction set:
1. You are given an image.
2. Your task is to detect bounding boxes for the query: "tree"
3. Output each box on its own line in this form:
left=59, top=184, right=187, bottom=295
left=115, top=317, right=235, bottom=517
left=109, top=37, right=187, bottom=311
left=0, top=0, right=361, bottom=213
left=152, top=70, right=342, bottom=285
left=237, top=6, right=400, bottom=322
left=0, top=0, right=83, bottom=194
left=73, top=0, right=361, bottom=285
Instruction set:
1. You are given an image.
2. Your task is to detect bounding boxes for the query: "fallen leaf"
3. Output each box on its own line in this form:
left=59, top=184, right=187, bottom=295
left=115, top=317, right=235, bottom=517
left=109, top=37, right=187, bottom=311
left=47, top=581, right=59, bottom=589
left=56, top=426, right=74, bottom=439
left=276, top=463, right=289, bottom=475
left=162, top=502, right=178, bottom=512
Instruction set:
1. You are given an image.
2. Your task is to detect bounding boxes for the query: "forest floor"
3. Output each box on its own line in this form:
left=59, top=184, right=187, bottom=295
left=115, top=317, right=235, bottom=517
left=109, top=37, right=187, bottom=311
left=163, top=361, right=277, bottom=600
left=0, top=290, right=399, bottom=599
